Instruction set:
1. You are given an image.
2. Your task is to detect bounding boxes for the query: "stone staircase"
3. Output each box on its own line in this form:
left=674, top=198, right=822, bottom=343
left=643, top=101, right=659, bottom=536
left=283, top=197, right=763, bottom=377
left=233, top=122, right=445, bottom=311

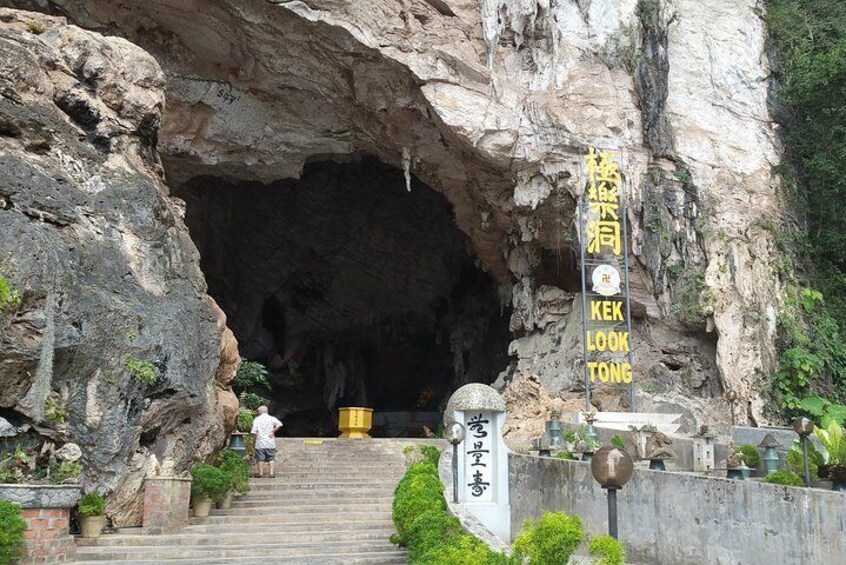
left=72, top=438, right=428, bottom=564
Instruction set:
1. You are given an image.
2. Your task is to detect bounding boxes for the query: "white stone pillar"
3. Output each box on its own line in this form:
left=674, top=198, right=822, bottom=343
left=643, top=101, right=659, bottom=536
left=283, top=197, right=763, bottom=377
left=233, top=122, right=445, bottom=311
left=444, top=384, right=510, bottom=541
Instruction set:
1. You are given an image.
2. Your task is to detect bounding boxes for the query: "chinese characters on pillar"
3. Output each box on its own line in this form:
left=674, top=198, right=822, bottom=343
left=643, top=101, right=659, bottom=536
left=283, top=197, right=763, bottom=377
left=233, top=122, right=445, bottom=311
left=465, top=412, right=493, bottom=501
left=581, top=148, right=634, bottom=386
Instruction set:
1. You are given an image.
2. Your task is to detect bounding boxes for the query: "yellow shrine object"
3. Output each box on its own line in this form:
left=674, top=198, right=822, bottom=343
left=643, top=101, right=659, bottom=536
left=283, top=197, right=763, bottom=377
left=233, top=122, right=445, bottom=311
left=338, top=407, right=373, bottom=438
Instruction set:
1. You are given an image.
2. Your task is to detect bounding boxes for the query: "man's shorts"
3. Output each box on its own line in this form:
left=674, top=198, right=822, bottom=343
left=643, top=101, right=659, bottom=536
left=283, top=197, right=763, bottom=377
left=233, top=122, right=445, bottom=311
left=254, top=448, right=276, bottom=462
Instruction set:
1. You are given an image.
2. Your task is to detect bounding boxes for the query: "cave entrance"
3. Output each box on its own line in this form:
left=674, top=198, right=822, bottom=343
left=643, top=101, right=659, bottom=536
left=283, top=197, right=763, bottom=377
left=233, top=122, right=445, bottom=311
left=174, top=158, right=510, bottom=437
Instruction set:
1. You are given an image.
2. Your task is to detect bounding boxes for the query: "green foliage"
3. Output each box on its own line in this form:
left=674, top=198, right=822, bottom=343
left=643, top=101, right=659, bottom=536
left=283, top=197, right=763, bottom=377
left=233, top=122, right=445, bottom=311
left=814, top=420, right=846, bottom=466
left=125, top=357, right=158, bottom=385
left=588, top=535, right=626, bottom=565
left=52, top=461, right=81, bottom=484
left=610, top=435, right=626, bottom=450
left=234, top=360, right=270, bottom=392
left=44, top=397, right=67, bottom=425
left=216, top=449, right=250, bottom=495
left=764, top=469, right=805, bottom=487
left=563, top=430, right=577, bottom=443
left=0, top=275, right=22, bottom=312
left=391, top=461, right=507, bottom=565
left=737, top=445, right=761, bottom=469
left=0, top=500, right=26, bottom=565
left=799, top=396, right=846, bottom=427
left=190, top=463, right=230, bottom=502
left=236, top=408, right=254, bottom=432
left=786, top=439, right=825, bottom=478
left=671, top=267, right=715, bottom=326
left=78, top=493, right=106, bottom=517
left=512, top=511, right=585, bottom=565
left=239, top=392, right=268, bottom=411
left=555, top=451, right=577, bottom=460
left=419, top=445, right=441, bottom=467
left=776, top=348, right=823, bottom=410
left=767, top=0, right=846, bottom=402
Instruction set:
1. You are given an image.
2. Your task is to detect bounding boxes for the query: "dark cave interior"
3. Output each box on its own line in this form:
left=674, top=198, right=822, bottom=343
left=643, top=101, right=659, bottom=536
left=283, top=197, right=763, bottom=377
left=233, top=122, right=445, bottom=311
left=174, top=158, right=511, bottom=436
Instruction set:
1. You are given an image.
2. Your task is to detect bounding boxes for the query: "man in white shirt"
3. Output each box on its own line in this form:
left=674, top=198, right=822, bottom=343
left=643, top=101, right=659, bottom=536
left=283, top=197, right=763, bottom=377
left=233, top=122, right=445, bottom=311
left=250, top=406, right=283, bottom=478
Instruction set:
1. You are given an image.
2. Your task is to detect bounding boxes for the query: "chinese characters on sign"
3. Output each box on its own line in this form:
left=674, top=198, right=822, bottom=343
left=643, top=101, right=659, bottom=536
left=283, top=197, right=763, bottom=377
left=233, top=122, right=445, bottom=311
left=465, top=412, right=493, bottom=501
left=579, top=148, right=635, bottom=404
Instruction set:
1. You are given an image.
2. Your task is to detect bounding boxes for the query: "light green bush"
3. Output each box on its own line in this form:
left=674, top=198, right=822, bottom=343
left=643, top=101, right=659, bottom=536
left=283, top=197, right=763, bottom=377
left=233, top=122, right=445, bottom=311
left=0, top=500, right=26, bottom=565
left=588, top=534, right=625, bottom=565
left=512, top=511, right=585, bottom=565
left=764, top=469, right=805, bottom=487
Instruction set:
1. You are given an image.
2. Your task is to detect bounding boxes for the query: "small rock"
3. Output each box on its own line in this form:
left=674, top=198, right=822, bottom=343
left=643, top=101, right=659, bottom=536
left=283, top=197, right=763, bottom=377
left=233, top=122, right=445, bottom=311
left=55, top=442, right=83, bottom=462
left=0, top=416, right=16, bottom=437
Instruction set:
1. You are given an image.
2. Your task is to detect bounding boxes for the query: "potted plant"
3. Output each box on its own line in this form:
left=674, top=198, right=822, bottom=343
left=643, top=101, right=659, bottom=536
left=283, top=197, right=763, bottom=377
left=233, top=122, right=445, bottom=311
left=190, top=463, right=229, bottom=517
left=814, top=420, right=846, bottom=491
left=77, top=492, right=106, bottom=539
left=215, top=450, right=249, bottom=507
left=229, top=408, right=254, bottom=454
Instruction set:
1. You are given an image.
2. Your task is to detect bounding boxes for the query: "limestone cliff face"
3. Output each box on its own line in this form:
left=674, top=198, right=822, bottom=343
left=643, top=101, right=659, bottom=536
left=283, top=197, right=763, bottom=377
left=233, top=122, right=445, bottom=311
left=2, top=0, right=784, bottom=441
left=0, top=9, right=238, bottom=525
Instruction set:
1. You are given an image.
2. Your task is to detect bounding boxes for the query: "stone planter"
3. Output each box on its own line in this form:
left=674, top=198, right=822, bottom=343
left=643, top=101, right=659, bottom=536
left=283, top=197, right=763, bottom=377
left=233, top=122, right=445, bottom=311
left=79, top=515, right=106, bottom=539
left=192, top=496, right=213, bottom=518
left=216, top=491, right=234, bottom=509
left=338, top=407, right=373, bottom=438
left=0, top=484, right=81, bottom=564
left=143, top=476, right=192, bottom=535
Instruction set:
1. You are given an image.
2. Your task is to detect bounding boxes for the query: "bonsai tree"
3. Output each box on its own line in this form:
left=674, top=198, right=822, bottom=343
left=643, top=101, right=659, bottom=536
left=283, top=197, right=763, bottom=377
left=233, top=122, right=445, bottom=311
left=0, top=500, right=26, bottom=565
left=77, top=493, right=106, bottom=539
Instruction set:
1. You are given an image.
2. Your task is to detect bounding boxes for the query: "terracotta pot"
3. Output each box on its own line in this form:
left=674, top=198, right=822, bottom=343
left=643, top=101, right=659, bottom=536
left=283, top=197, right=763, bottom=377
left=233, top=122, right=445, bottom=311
left=79, top=515, right=105, bottom=539
left=192, top=496, right=213, bottom=518
left=216, top=491, right=234, bottom=509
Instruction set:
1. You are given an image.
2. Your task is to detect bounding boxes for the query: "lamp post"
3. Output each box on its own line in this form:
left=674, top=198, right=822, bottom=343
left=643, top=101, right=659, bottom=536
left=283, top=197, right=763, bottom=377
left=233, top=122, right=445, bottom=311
left=793, top=417, right=814, bottom=487
left=444, top=421, right=466, bottom=503
left=725, top=390, right=737, bottom=428
left=590, top=446, right=634, bottom=540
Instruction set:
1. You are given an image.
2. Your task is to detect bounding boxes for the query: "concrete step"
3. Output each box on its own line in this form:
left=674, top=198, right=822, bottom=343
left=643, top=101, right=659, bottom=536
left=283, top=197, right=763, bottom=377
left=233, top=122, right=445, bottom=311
left=235, top=489, right=394, bottom=499
left=181, top=520, right=393, bottom=535
left=74, top=540, right=401, bottom=560
left=208, top=503, right=391, bottom=516
left=190, top=511, right=394, bottom=526
left=77, top=529, right=396, bottom=547
left=229, top=497, right=393, bottom=508
left=72, top=552, right=408, bottom=564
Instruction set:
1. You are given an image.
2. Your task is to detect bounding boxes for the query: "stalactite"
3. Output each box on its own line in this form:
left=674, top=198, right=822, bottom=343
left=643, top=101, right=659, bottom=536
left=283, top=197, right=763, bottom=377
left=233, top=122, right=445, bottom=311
left=402, top=147, right=412, bottom=192
left=24, top=288, right=56, bottom=423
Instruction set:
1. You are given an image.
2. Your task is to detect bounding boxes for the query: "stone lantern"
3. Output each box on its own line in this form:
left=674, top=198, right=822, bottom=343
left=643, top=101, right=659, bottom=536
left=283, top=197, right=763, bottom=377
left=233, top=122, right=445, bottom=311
left=758, top=433, right=782, bottom=475
left=692, top=425, right=715, bottom=473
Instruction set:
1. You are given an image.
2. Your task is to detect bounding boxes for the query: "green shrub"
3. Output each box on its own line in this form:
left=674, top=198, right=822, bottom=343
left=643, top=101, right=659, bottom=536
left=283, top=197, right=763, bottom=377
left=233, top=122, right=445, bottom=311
left=391, top=460, right=507, bottom=565
left=764, top=469, right=805, bottom=487
left=0, top=275, right=22, bottom=311
left=512, top=511, right=585, bottom=565
left=737, top=445, right=761, bottom=469
left=588, top=534, right=625, bottom=565
left=216, top=449, right=250, bottom=495
left=239, top=392, right=268, bottom=410
left=190, top=463, right=230, bottom=502
left=234, top=361, right=270, bottom=392
left=52, top=461, right=81, bottom=484
left=0, top=500, right=26, bottom=564
left=610, top=435, right=626, bottom=450
left=236, top=408, right=254, bottom=432
left=419, top=445, right=441, bottom=466
left=555, top=451, right=577, bottom=460
left=78, top=493, right=106, bottom=517
left=125, top=357, right=158, bottom=385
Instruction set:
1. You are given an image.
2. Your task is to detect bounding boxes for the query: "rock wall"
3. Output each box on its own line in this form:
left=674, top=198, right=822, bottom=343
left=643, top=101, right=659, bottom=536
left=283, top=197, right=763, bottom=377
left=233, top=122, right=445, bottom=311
left=1, top=0, right=786, bottom=441
left=0, top=9, right=237, bottom=525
